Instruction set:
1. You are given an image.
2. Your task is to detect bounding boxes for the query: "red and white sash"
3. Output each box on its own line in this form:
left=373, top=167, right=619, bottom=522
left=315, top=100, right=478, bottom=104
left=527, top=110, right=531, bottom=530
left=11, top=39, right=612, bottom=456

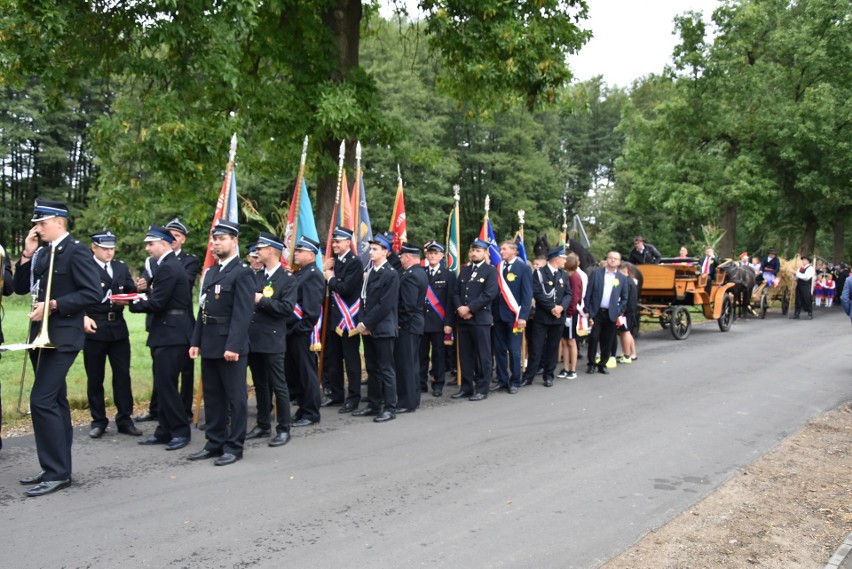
left=497, top=261, right=521, bottom=327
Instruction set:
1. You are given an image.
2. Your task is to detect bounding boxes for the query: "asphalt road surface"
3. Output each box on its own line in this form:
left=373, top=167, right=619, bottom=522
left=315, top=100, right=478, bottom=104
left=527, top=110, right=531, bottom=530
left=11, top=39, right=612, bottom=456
left=2, top=308, right=850, bottom=569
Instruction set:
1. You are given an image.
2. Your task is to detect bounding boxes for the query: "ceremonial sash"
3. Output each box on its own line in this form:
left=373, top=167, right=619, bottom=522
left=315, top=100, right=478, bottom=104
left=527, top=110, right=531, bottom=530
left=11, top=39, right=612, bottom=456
left=293, top=303, right=304, bottom=320
left=311, top=309, right=323, bottom=352
left=497, top=261, right=521, bottom=326
left=425, top=285, right=446, bottom=320
left=332, top=291, right=360, bottom=335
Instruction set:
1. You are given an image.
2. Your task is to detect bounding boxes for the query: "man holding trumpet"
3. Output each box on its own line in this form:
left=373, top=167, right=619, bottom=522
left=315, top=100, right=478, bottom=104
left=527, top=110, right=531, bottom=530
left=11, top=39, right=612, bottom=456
left=12, top=199, right=101, bottom=497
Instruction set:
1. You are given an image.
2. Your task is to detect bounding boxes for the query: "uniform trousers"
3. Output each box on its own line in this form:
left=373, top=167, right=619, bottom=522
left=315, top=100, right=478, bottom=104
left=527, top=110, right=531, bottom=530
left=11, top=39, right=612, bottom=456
left=795, top=283, right=813, bottom=315
left=84, top=337, right=134, bottom=429
left=28, top=349, right=77, bottom=481
left=493, top=320, right=523, bottom=387
left=148, top=361, right=194, bottom=418
left=248, top=351, right=290, bottom=433
left=363, top=336, right=397, bottom=411
left=522, top=320, right=562, bottom=382
left=285, top=333, right=321, bottom=422
left=587, top=309, right=616, bottom=366
left=200, top=356, right=248, bottom=456
left=322, top=331, right=361, bottom=405
left=395, top=329, right=421, bottom=410
left=458, top=324, right=492, bottom=395
left=419, top=331, right=446, bottom=391
left=151, top=345, right=191, bottom=442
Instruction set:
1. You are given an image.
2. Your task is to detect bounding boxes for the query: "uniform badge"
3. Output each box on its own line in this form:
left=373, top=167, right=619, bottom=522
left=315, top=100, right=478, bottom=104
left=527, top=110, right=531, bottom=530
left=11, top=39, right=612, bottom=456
left=215, top=284, right=221, bottom=300
left=507, top=273, right=516, bottom=282
left=559, top=278, right=563, bottom=286
left=263, top=285, right=274, bottom=298
left=548, top=281, right=553, bottom=286
left=479, top=278, right=485, bottom=282
left=613, top=278, right=620, bottom=287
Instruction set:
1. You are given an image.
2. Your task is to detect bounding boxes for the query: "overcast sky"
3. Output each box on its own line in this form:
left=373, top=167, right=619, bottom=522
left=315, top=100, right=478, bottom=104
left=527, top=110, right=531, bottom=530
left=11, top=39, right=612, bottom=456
left=569, top=0, right=722, bottom=87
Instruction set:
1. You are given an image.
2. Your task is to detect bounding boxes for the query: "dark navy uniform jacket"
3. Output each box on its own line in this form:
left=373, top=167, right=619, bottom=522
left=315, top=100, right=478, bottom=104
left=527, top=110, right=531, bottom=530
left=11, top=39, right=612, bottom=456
left=13, top=234, right=102, bottom=352
left=423, top=265, right=455, bottom=333
left=85, top=258, right=136, bottom=342
left=192, top=257, right=255, bottom=357
left=531, top=264, right=572, bottom=326
left=326, top=250, right=363, bottom=327
left=360, top=262, right=399, bottom=338
left=286, top=263, right=324, bottom=336
left=398, top=265, right=428, bottom=335
left=249, top=266, right=296, bottom=354
left=452, top=261, right=499, bottom=327
left=129, top=251, right=194, bottom=347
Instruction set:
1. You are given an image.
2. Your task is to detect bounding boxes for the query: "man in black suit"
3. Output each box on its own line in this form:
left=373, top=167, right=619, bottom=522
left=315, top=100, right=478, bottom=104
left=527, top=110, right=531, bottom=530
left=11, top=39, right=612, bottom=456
left=285, top=236, right=325, bottom=427
left=129, top=225, right=195, bottom=452
left=627, top=236, right=662, bottom=265
left=352, top=233, right=400, bottom=423
left=13, top=199, right=102, bottom=496
left=136, top=217, right=200, bottom=423
left=584, top=250, right=629, bottom=374
left=83, top=231, right=142, bottom=438
left=321, top=226, right=364, bottom=413
left=419, top=241, right=455, bottom=397
left=0, top=243, right=14, bottom=451
left=245, top=232, right=297, bottom=447
left=698, top=246, right=720, bottom=293
left=395, top=243, right=428, bottom=413
left=188, top=220, right=255, bottom=466
left=521, top=247, right=571, bottom=388
left=493, top=240, right=533, bottom=393
left=451, top=239, right=499, bottom=401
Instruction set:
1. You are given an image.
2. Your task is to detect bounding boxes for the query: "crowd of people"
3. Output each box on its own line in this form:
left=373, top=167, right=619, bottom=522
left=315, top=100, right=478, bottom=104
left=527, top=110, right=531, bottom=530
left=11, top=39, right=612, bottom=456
left=1, top=201, right=848, bottom=497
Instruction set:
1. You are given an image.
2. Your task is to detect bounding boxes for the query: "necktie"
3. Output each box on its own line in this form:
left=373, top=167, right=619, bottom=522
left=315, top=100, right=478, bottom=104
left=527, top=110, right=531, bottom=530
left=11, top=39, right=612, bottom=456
left=702, top=258, right=710, bottom=275
left=104, top=262, right=113, bottom=278
left=503, top=263, right=509, bottom=280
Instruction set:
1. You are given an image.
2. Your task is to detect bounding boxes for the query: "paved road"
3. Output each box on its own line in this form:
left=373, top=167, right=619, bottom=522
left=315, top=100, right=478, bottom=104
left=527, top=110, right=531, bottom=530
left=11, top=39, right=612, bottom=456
left=1, top=308, right=850, bottom=569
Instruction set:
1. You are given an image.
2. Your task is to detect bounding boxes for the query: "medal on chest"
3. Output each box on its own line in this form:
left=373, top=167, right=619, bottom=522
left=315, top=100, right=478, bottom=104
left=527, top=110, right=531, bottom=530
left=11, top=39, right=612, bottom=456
left=215, top=284, right=221, bottom=300
left=263, top=284, right=274, bottom=298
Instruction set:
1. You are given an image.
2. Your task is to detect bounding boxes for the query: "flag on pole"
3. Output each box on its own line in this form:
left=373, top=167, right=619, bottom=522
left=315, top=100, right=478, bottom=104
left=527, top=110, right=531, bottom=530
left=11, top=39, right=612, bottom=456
left=389, top=166, right=407, bottom=253
left=515, top=209, right=527, bottom=263
left=325, top=169, right=353, bottom=253
left=571, top=214, right=591, bottom=249
left=203, top=134, right=239, bottom=272
left=351, top=145, right=373, bottom=268
left=446, top=193, right=461, bottom=274
left=284, top=177, right=322, bottom=270
left=479, top=217, right=501, bottom=266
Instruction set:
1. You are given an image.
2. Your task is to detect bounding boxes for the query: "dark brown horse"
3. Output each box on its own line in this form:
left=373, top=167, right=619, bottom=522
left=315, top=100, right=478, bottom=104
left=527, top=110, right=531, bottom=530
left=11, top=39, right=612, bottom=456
left=720, top=262, right=755, bottom=319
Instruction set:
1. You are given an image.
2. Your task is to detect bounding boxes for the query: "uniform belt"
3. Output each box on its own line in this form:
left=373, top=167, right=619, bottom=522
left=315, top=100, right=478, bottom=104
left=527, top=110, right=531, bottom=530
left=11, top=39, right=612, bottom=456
left=166, top=309, right=188, bottom=316
left=202, top=314, right=231, bottom=325
left=90, top=311, right=123, bottom=322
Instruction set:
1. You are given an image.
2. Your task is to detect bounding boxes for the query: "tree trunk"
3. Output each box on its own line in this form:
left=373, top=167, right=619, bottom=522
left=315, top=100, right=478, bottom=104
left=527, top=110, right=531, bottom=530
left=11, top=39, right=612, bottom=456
left=315, top=0, right=362, bottom=240
left=800, top=219, right=818, bottom=256
left=718, top=203, right=737, bottom=258
left=831, top=219, right=845, bottom=263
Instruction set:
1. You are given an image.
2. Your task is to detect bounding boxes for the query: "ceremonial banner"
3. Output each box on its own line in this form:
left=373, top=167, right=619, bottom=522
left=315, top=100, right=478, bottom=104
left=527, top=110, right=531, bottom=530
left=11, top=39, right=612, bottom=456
left=203, top=139, right=239, bottom=272
left=479, top=217, right=501, bottom=266
left=515, top=231, right=527, bottom=263
left=446, top=205, right=460, bottom=274
left=389, top=176, right=407, bottom=253
left=351, top=155, right=373, bottom=268
left=284, top=177, right=323, bottom=270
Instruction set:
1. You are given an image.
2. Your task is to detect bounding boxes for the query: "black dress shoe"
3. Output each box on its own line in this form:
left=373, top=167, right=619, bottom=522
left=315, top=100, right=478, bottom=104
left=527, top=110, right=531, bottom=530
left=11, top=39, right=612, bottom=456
left=493, top=383, right=509, bottom=391
left=88, top=426, right=106, bottom=439
left=269, top=432, right=291, bottom=447
left=118, top=424, right=143, bottom=437
left=373, top=410, right=395, bottom=423
left=19, top=471, right=45, bottom=485
left=291, top=418, right=318, bottom=427
left=468, top=393, right=488, bottom=402
left=134, top=412, right=157, bottom=423
left=395, top=408, right=412, bottom=414
left=586, top=364, right=597, bottom=374
left=165, top=437, right=190, bottom=451
left=137, top=436, right=168, bottom=446
left=597, top=366, right=610, bottom=375
left=187, top=449, right=222, bottom=461
left=450, top=391, right=473, bottom=399
left=508, top=386, right=519, bottom=394
left=245, top=426, right=271, bottom=440
left=25, top=479, right=71, bottom=497
left=432, top=389, right=443, bottom=397
left=338, top=403, right=357, bottom=414
left=543, top=378, right=554, bottom=387
left=352, top=407, right=380, bottom=417
left=420, top=386, right=429, bottom=393
left=214, top=453, right=241, bottom=466
left=519, top=378, right=533, bottom=387
left=320, top=398, right=342, bottom=407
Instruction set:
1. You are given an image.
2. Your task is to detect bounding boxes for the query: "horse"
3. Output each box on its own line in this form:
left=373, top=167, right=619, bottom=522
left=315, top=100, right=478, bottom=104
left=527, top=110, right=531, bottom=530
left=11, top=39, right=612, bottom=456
left=720, top=262, right=756, bottom=319
left=532, top=234, right=596, bottom=272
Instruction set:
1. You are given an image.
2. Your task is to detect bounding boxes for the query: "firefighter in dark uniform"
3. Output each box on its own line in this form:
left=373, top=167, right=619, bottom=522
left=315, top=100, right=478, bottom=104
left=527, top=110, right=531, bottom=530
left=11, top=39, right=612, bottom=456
left=321, top=226, right=364, bottom=413
left=352, top=233, right=400, bottom=423
left=521, top=247, right=572, bottom=388
left=451, top=238, right=499, bottom=401
left=14, top=199, right=102, bottom=496
left=83, top=231, right=142, bottom=438
left=136, top=217, right=200, bottom=422
left=285, top=236, right=325, bottom=427
left=188, top=220, right=255, bottom=466
left=419, top=241, right=455, bottom=397
left=396, top=243, right=428, bottom=412
left=245, top=232, right=297, bottom=447
left=1, top=242, right=15, bottom=451
left=130, top=225, right=194, bottom=452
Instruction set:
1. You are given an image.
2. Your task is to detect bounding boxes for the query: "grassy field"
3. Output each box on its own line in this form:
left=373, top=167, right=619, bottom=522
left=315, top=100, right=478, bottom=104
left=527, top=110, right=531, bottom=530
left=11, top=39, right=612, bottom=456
left=1, top=295, right=186, bottom=429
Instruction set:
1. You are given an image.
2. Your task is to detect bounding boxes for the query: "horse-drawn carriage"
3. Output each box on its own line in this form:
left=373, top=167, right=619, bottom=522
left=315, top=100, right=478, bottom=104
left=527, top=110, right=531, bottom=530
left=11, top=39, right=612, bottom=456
left=637, top=261, right=736, bottom=340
